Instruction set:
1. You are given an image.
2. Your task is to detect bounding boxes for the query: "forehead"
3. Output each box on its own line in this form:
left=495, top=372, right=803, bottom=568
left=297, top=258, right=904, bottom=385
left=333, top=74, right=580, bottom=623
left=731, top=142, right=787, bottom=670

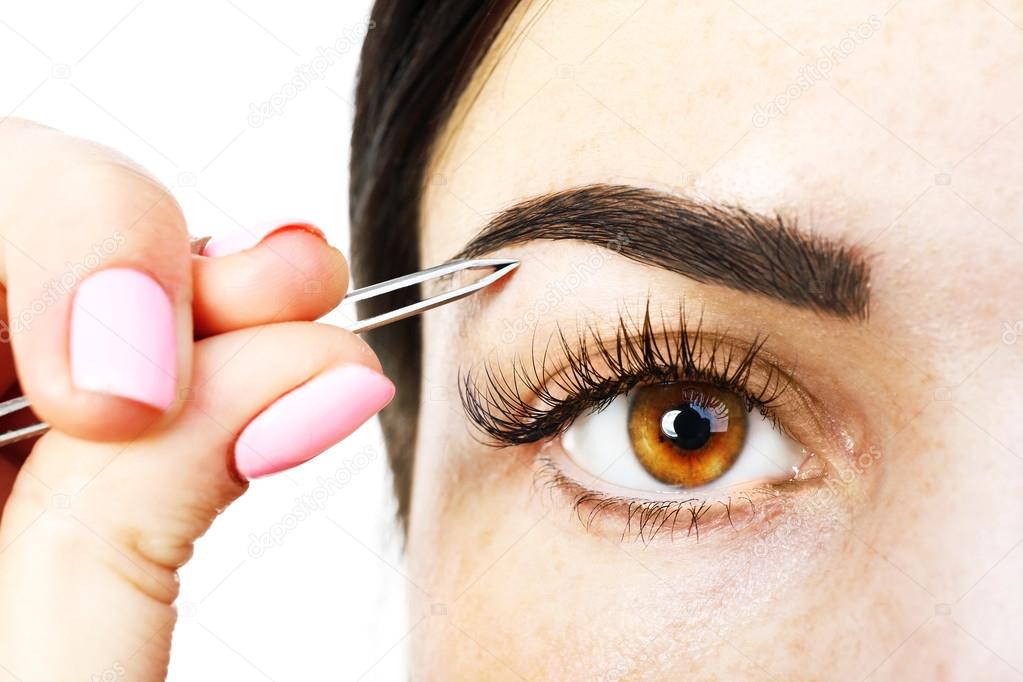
left=420, top=0, right=1023, bottom=280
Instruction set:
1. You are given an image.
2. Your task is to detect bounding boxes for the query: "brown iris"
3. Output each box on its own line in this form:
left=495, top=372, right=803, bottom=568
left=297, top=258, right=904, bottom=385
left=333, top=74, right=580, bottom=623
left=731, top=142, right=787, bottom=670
left=627, top=383, right=748, bottom=487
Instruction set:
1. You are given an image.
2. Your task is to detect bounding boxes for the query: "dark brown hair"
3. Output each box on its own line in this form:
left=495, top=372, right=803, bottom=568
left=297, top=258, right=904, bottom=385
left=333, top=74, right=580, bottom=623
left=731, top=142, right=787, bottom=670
left=349, top=1, right=522, bottom=526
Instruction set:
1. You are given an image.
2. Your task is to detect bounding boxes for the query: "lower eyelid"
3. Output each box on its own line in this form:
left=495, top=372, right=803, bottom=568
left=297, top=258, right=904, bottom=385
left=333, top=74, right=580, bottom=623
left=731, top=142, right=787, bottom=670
left=531, top=450, right=830, bottom=544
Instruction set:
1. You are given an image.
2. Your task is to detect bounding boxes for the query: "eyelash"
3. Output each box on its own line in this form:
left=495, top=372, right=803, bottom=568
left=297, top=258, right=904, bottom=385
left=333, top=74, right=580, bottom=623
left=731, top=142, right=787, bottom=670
left=459, top=302, right=791, bottom=446
left=532, top=455, right=776, bottom=544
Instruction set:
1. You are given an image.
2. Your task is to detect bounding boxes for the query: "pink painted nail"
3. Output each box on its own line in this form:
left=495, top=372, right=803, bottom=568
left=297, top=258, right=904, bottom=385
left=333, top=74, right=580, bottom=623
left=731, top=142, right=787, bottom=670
left=202, top=221, right=325, bottom=257
left=233, top=364, right=395, bottom=480
left=70, top=268, right=177, bottom=410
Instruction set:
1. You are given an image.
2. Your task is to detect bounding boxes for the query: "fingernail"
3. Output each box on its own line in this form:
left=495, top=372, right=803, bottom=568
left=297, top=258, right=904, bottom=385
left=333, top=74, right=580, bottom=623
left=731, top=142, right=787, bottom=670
left=234, top=364, right=395, bottom=480
left=189, top=235, right=212, bottom=255
left=202, top=221, right=325, bottom=257
left=70, top=268, right=177, bottom=410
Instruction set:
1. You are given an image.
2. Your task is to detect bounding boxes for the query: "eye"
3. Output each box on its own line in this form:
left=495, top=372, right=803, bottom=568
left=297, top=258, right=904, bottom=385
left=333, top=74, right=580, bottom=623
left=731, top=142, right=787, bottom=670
left=561, top=382, right=806, bottom=494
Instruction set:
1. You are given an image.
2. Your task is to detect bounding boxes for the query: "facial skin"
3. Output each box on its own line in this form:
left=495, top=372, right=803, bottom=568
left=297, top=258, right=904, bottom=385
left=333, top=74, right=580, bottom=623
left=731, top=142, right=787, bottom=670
left=406, top=1, right=1023, bottom=678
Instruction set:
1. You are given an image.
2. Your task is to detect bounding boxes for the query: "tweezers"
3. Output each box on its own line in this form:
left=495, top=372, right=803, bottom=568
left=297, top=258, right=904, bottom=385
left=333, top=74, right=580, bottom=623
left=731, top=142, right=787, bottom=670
left=0, top=257, right=518, bottom=448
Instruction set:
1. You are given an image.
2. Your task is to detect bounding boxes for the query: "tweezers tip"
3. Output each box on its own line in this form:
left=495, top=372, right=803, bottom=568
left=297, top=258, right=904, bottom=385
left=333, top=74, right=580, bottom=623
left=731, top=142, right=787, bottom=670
left=465, top=257, right=520, bottom=270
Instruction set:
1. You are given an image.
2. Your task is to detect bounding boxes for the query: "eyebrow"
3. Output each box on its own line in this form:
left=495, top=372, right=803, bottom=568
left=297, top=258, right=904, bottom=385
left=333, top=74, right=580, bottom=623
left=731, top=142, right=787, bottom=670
left=454, top=184, right=870, bottom=319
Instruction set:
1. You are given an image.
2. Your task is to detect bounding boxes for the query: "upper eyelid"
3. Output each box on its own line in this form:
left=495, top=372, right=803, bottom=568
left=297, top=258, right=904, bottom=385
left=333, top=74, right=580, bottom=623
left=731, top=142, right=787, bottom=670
left=460, top=302, right=792, bottom=445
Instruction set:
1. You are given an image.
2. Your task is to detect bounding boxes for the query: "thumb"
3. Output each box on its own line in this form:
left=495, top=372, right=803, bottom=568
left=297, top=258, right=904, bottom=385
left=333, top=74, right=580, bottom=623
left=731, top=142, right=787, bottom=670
left=0, top=322, right=393, bottom=681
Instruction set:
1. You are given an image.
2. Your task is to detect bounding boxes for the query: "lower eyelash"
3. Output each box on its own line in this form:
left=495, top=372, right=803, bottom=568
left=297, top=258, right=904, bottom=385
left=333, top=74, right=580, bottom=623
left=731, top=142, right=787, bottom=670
left=533, top=456, right=776, bottom=544
left=460, top=302, right=791, bottom=446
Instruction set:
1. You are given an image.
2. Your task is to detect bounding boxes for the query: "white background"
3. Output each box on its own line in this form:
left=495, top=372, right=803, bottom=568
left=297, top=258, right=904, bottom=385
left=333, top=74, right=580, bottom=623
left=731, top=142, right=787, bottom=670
left=0, top=1, right=409, bottom=679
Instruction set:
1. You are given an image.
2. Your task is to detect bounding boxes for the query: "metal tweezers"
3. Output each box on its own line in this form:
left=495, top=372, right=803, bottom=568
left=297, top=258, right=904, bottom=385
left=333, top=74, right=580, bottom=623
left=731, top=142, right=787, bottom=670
left=0, top=257, right=518, bottom=448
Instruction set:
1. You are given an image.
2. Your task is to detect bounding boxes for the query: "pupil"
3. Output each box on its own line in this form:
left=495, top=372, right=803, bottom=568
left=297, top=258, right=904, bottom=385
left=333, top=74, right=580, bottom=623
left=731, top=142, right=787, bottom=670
left=662, top=404, right=713, bottom=450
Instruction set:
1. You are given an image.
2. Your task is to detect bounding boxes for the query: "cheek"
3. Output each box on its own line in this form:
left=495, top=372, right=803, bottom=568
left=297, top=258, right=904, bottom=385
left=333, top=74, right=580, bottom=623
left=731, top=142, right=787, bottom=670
left=405, top=434, right=860, bottom=677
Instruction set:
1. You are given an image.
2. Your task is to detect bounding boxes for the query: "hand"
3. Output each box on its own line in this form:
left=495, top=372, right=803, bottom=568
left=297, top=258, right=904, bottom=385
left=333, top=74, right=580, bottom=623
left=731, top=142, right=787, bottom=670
left=0, top=119, right=394, bottom=681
